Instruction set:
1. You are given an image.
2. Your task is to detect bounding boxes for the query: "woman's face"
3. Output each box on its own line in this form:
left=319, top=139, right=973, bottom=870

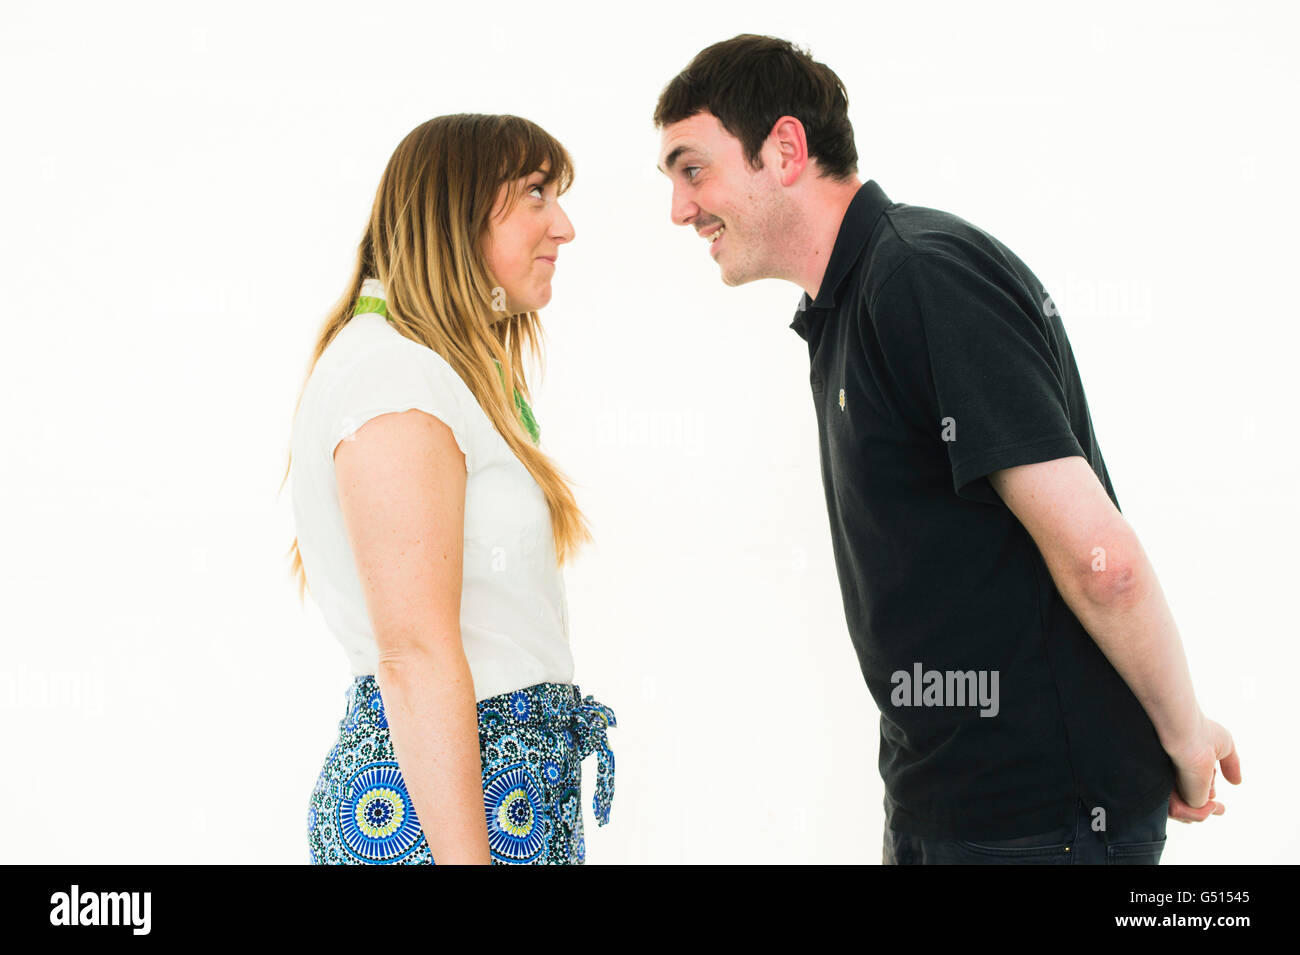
left=482, top=164, right=574, bottom=318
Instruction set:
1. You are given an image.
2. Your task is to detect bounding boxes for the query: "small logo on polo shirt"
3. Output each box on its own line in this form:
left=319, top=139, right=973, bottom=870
left=1040, top=285, right=1059, bottom=317
left=838, top=388, right=846, bottom=410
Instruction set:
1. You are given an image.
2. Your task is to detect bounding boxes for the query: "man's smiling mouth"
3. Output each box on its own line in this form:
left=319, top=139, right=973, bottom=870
left=700, top=223, right=726, bottom=255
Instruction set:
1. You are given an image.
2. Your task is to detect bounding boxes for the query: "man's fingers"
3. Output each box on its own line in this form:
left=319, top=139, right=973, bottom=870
left=1219, top=747, right=1243, bottom=785
left=1169, top=789, right=1222, bottom=823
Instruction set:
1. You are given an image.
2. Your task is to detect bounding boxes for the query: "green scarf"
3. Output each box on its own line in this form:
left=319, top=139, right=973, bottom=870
left=494, top=359, right=541, bottom=445
left=352, top=294, right=540, bottom=445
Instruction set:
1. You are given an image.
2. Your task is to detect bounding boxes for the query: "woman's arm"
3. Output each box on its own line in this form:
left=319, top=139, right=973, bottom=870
left=334, top=408, right=490, bottom=864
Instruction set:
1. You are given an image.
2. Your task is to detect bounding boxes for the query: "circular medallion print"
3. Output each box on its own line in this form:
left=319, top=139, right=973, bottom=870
left=483, top=763, right=547, bottom=862
left=337, top=762, right=424, bottom=863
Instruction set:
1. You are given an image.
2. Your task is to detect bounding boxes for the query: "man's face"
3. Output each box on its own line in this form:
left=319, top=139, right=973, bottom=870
left=482, top=163, right=574, bottom=318
left=657, top=111, right=793, bottom=287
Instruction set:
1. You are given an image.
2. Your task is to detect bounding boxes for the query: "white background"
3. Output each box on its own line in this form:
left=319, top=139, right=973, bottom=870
left=1, top=0, right=1295, bottom=864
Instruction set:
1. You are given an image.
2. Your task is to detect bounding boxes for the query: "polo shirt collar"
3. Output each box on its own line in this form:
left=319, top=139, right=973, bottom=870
left=789, top=179, right=892, bottom=339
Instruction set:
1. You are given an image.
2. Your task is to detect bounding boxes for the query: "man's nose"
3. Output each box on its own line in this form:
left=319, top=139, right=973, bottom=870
left=670, top=187, right=697, bottom=228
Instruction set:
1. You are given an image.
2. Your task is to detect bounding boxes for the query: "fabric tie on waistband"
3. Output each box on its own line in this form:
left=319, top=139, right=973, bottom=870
left=568, top=693, right=617, bottom=826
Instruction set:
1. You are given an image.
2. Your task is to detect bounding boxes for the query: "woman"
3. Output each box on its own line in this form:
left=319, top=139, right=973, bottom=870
left=280, top=114, right=616, bottom=864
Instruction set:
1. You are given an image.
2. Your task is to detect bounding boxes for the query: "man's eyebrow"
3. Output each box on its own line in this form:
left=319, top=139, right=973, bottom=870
left=657, top=145, right=697, bottom=176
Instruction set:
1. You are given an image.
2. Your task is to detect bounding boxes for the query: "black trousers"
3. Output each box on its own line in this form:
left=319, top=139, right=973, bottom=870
left=883, top=795, right=1169, bottom=865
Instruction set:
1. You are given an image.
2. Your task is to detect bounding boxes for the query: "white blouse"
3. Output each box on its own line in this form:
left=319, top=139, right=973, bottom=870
left=289, top=278, right=574, bottom=700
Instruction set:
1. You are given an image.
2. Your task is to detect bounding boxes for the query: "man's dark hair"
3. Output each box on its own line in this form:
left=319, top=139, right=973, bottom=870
left=653, top=34, right=859, bottom=181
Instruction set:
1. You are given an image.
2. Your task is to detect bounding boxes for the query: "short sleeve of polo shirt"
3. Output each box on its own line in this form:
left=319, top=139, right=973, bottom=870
left=871, top=252, right=1086, bottom=505
left=326, top=339, right=475, bottom=472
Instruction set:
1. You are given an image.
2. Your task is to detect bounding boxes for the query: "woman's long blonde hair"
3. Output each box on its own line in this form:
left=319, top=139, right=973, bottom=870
left=279, top=114, right=592, bottom=602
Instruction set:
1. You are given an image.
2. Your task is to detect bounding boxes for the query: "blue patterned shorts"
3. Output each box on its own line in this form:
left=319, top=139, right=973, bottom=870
left=308, top=676, right=616, bottom=865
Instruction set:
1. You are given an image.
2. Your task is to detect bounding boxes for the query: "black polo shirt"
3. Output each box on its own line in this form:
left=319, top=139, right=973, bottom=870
left=791, top=179, right=1175, bottom=840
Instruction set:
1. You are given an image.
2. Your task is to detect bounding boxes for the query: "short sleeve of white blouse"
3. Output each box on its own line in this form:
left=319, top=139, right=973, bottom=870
left=327, top=333, right=477, bottom=471
left=289, top=278, right=573, bottom=700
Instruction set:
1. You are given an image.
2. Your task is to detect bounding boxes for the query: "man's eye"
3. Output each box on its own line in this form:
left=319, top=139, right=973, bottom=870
left=684, top=166, right=700, bottom=182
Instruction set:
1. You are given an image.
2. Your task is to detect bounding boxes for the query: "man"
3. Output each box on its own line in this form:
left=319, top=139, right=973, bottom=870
left=653, top=34, right=1241, bottom=864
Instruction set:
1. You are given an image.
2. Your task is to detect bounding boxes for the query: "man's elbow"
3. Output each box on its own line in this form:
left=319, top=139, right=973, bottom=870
left=1076, top=543, right=1142, bottom=607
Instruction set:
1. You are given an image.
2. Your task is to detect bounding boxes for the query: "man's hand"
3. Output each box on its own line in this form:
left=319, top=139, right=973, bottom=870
left=1166, top=715, right=1242, bottom=823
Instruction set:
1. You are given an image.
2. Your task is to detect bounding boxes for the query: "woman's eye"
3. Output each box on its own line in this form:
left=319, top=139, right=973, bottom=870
left=528, top=183, right=545, bottom=199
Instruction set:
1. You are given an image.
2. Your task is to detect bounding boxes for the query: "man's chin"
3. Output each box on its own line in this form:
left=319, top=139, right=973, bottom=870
left=719, top=267, right=759, bottom=288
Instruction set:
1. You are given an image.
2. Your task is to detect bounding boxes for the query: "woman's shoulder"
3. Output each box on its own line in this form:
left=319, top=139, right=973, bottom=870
left=323, top=316, right=472, bottom=396
left=311, top=317, right=488, bottom=469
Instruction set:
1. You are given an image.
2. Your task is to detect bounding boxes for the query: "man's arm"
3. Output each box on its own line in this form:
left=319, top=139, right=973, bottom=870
left=987, top=455, right=1241, bottom=821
